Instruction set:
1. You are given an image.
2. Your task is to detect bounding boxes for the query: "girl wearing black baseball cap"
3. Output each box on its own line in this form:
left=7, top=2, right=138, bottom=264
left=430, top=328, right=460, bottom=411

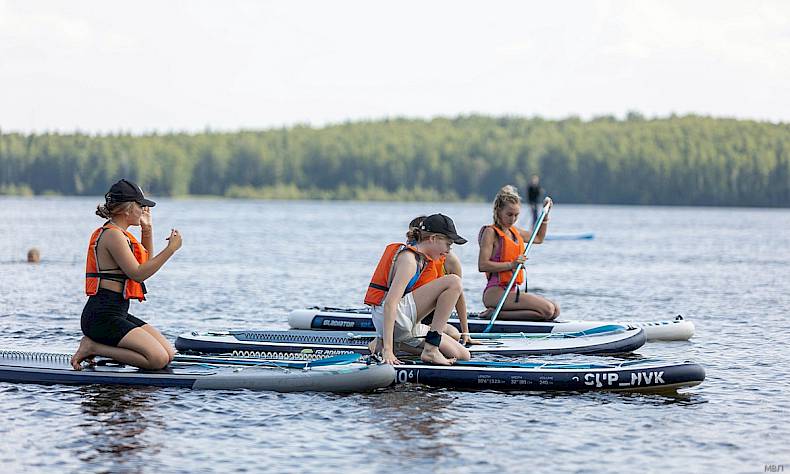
left=70, top=179, right=182, bottom=370
left=404, top=216, right=478, bottom=347
left=478, top=185, right=559, bottom=321
left=364, top=213, right=471, bottom=365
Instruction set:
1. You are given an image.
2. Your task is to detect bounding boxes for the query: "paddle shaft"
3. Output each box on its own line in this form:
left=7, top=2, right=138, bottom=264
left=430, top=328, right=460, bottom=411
left=482, top=199, right=552, bottom=333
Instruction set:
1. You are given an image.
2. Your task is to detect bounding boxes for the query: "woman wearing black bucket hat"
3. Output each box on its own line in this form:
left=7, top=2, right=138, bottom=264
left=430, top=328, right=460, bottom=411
left=364, top=213, right=471, bottom=365
left=70, top=179, right=182, bottom=370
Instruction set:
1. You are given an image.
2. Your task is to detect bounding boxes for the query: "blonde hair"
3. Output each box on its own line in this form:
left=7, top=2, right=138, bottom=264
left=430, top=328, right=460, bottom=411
left=96, top=201, right=135, bottom=219
left=492, top=185, right=521, bottom=228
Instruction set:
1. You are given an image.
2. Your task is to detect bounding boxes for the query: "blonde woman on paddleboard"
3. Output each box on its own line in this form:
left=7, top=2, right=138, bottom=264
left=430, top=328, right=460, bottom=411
left=478, top=185, right=559, bottom=321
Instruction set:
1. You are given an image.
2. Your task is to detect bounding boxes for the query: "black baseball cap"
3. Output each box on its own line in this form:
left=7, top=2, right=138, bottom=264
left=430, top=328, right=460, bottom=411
left=420, top=214, right=467, bottom=245
left=105, top=179, right=156, bottom=207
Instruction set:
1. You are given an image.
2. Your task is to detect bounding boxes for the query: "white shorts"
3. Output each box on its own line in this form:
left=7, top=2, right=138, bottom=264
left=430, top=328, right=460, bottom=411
left=370, top=293, right=428, bottom=348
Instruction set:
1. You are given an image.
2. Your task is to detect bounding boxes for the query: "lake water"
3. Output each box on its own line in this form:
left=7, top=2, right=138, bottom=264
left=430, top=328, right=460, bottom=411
left=1, top=196, right=788, bottom=473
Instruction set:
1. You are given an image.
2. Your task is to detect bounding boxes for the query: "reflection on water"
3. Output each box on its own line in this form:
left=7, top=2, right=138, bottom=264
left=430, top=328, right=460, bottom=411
left=76, top=386, right=163, bottom=472
left=364, top=387, right=456, bottom=465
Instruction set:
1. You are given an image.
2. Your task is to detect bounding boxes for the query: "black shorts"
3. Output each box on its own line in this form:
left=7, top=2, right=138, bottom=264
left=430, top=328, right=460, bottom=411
left=81, top=288, right=148, bottom=346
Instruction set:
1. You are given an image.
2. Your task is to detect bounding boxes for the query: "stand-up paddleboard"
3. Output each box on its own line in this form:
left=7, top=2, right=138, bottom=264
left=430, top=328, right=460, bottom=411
left=288, top=307, right=695, bottom=341
left=391, top=358, right=704, bottom=392
left=165, top=352, right=705, bottom=393
left=175, top=327, right=646, bottom=357
left=546, top=232, right=595, bottom=240
left=0, top=350, right=395, bottom=393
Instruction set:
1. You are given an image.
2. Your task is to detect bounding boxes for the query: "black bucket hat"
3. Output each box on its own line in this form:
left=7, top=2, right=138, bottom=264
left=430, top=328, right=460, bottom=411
left=420, top=214, right=467, bottom=245
left=105, top=179, right=156, bottom=207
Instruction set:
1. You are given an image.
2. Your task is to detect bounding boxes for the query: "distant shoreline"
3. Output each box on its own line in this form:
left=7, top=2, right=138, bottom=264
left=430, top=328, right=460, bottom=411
left=3, top=114, right=790, bottom=207
left=3, top=191, right=789, bottom=209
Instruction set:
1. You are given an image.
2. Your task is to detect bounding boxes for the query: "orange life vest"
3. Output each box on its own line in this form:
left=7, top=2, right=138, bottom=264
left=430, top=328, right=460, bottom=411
left=364, top=243, right=435, bottom=306
left=414, top=254, right=446, bottom=288
left=85, top=225, right=149, bottom=301
left=482, top=225, right=525, bottom=287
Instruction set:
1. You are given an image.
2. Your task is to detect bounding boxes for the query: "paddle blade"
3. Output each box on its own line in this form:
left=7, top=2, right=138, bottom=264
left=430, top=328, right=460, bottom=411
left=575, top=324, right=627, bottom=336
left=306, top=353, right=362, bottom=367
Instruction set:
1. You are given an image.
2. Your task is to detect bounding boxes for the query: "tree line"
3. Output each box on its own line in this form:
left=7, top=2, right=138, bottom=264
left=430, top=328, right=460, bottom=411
left=1, top=114, right=788, bottom=207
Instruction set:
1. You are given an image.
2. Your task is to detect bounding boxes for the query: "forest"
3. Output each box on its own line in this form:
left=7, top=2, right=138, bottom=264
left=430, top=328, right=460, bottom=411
left=1, top=114, right=788, bottom=207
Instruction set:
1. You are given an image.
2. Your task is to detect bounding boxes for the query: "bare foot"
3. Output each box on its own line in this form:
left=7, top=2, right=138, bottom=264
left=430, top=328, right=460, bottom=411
left=70, top=336, right=95, bottom=370
left=420, top=346, right=456, bottom=366
left=477, top=308, right=494, bottom=319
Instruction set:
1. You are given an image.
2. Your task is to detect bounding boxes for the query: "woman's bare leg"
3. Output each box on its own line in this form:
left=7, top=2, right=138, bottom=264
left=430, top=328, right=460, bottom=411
left=411, top=275, right=468, bottom=364
left=494, top=309, right=552, bottom=320
left=442, top=324, right=461, bottom=341
left=438, top=334, right=470, bottom=360
left=482, top=287, right=558, bottom=321
left=140, top=324, right=175, bottom=362
left=70, top=328, right=170, bottom=370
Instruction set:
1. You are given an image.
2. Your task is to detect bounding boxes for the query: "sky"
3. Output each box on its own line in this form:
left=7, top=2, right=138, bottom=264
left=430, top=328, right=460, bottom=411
left=1, top=0, right=789, bottom=134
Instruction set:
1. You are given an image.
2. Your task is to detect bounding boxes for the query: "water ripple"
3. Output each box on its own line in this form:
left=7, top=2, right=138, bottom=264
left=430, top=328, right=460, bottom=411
left=1, top=199, right=789, bottom=473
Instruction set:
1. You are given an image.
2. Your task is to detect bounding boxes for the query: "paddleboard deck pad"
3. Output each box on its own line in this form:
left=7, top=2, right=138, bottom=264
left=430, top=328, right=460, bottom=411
left=288, top=308, right=694, bottom=341
left=0, top=350, right=395, bottom=393
left=175, top=327, right=646, bottom=357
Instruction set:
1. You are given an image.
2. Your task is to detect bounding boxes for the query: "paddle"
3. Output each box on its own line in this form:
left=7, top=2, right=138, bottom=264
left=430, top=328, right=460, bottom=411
left=482, top=198, right=552, bottom=333
left=465, top=324, right=627, bottom=339
left=337, top=324, right=625, bottom=341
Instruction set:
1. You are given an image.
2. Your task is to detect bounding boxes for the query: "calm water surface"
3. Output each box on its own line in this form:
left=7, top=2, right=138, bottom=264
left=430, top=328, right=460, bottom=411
left=1, top=197, right=788, bottom=473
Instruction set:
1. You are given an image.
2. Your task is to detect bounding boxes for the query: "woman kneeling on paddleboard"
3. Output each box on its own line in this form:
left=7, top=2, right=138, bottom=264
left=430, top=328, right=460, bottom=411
left=406, top=216, right=477, bottom=346
left=71, top=179, right=182, bottom=370
left=365, top=214, right=471, bottom=365
left=478, top=185, right=559, bottom=321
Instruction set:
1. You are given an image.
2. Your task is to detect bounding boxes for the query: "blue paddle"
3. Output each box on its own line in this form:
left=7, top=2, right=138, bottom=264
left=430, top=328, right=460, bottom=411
left=342, top=324, right=626, bottom=340
left=482, top=199, right=552, bottom=333
left=467, top=324, right=627, bottom=339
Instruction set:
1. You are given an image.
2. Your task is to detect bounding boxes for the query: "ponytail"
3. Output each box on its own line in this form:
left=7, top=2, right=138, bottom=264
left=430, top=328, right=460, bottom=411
left=406, top=215, right=427, bottom=242
left=95, top=201, right=134, bottom=219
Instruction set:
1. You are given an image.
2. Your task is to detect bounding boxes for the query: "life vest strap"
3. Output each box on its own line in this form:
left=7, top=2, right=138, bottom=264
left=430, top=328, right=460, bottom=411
left=86, top=272, right=128, bottom=282
left=367, top=282, right=415, bottom=296
left=85, top=273, right=148, bottom=295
